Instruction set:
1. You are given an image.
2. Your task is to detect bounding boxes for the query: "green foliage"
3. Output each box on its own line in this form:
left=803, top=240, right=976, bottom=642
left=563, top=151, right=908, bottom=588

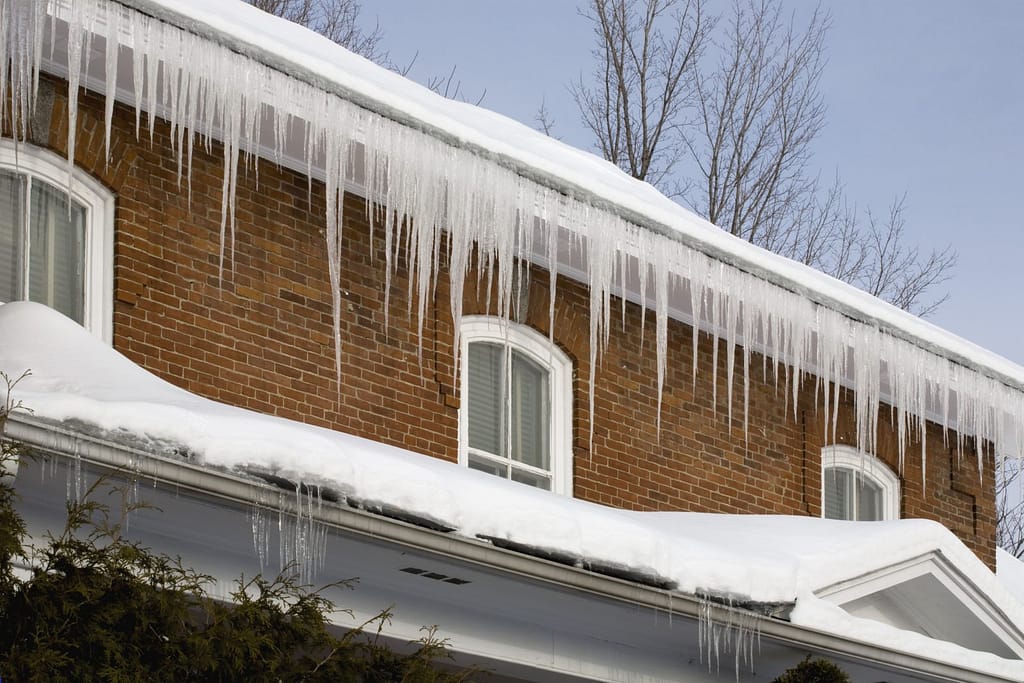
left=0, top=373, right=477, bottom=682
left=0, top=373, right=28, bottom=584
left=772, top=655, right=850, bottom=683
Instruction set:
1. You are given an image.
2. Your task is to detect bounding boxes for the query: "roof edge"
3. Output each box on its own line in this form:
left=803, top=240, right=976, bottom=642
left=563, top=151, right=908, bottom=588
left=3, top=412, right=1019, bottom=683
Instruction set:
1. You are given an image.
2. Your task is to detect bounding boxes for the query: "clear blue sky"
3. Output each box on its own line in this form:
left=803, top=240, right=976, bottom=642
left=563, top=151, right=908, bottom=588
left=359, top=1, right=1024, bottom=365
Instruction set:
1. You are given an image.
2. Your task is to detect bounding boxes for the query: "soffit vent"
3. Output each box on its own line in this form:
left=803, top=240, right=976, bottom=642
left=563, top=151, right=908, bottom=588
left=400, top=566, right=472, bottom=586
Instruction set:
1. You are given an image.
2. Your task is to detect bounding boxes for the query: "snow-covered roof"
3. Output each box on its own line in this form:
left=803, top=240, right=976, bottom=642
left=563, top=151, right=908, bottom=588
left=998, top=548, right=1024, bottom=605
left=2, top=301, right=1024, bottom=678
left=3, top=0, right=1024, bottom=463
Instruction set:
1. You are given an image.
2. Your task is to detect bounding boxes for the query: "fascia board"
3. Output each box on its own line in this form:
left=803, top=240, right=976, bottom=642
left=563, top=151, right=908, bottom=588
left=817, top=553, right=940, bottom=604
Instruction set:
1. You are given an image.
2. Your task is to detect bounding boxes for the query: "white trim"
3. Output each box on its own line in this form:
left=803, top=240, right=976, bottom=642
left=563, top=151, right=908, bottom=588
left=459, top=316, right=573, bottom=496
left=0, top=140, right=114, bottom=344
left=822, top=445, right=900, bottom=521
left=818, top=551, right=1024, bottom=660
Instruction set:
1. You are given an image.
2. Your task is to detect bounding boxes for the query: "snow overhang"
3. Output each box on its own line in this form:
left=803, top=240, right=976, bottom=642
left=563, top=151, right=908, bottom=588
left=817, top=552, right=1024, bottom=660
left=6, top=412, right=1024, bottom=683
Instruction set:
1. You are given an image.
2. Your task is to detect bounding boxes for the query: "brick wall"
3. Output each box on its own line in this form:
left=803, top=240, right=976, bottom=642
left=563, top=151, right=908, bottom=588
left=20, top=76, right=997, bottom=567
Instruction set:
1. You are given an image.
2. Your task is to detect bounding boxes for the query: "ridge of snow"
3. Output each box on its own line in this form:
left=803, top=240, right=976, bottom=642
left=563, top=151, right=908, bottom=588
left=2, top=301, right=1024, bottom=678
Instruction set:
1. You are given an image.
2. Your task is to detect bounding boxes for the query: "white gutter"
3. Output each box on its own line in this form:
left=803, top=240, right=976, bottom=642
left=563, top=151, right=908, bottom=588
left=3, top=412, right=1017, bottom=683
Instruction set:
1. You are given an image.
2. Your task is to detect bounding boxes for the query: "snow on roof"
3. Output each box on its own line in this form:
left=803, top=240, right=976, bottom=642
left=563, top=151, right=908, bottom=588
left=5, top=0, right=1024, bottom=461
left=998, top=548, right=1024, bottom=605
left=2, top=301, right=1024, bottom=678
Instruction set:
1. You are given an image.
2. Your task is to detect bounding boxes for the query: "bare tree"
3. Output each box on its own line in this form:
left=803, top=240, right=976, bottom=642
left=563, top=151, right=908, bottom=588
left=571, top=0, right=712, bottom=196
left=856, top=197, right=956, bottom=316
left=423, top=65, right=487, bottom=106
left=534, top=98, right=560, bottom=138
left=247, top=0, right=389, bottom=64
left=998, top=459, right=1024, bottom=558
left=691, top=1, right=827, bottom=246
left=573, top=0, right=957, bottom=315
left=775, top=186, right=955, bottom=316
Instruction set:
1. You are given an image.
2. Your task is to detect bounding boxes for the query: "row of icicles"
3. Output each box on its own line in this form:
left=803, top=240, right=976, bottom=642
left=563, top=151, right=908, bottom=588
left=2, top=0, right=1020, bottom=481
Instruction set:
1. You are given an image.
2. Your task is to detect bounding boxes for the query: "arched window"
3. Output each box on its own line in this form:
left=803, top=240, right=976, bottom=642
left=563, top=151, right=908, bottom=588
left=459, top=317, right=573, bottom=495
left=0, top=140, right=113, bottom=342
left=822, top=445, right=900, bottom=521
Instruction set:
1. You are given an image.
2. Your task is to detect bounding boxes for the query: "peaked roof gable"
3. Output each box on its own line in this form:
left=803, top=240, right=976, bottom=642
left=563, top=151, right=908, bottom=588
left=818, top=551, right=1024, bottom=659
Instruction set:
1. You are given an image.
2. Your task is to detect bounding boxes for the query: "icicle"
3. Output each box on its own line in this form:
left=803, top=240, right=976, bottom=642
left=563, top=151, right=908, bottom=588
left=740, top=291, right=754, bottom=444
left=324, top=126, right=347, bottom=392
left=696, top=595, right=761, bottom=681
left=709, top=266, right=722, bottom=415
left=617, top=220, right=629, bottom=333
left=101, top=1, right=118, bottom=164
left=269, top=482, right=329, bottom=584
left=653, top=243, right=669, bottom=434
left=63, top=0, right=87, bottom=194
left=637, top=229, right=650, bottom=350
left=586, top=209, right=617, bottom=452
left=0, top=0, right=46, bottom=143
left=66, top=438, right=83, bottom=504
left=725, top=280, right=738, bottom=427
left=250, top=494, right=270, bottom=574
left=543, top=193, right=560, bottom=353
left=143, top=23, right=158, bottom=141
left=689, top=252, right=703, bottom=387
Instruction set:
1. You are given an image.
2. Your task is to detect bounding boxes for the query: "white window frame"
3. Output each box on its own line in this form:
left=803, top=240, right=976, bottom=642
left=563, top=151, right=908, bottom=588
left=0, top=140, right=114, bottom=343
left=821, top=445, right=900, bottom=521
left=459, top=316, right=573, bottom=496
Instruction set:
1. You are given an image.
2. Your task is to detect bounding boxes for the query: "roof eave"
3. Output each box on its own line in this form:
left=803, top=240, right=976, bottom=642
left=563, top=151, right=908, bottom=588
left=3, top=412, right=1018, bottom=683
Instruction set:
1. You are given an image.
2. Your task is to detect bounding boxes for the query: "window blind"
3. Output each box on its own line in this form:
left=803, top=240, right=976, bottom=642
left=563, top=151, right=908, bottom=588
left=511, top=351, right=549, bottom=469
left=467, top=342, right=505, bottom=457
left=467, top=340, right=552, bottom=479
left=29, top=182, right=85, bottom=323
left=824, top=468, right=850, bottom=520
left=856, top=476, right=883, bottom=521
left=0, top=171, right=24, bottom=304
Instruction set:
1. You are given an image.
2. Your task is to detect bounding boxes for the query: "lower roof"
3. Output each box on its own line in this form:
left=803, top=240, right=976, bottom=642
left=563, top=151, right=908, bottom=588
left=2, top=302, right=1023, bottom=679
left=10, top=426, right=1003, bottom=683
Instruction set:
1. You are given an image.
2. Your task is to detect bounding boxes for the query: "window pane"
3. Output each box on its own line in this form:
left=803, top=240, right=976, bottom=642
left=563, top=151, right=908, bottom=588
left=823, top=468, right=851, bottom=520
left=0, top=170, right=25, bottom=303
left=511, top=466, right=550, bottom=491
left=468, top=452, right=506, bottom=478
left=464, top=332, right=561, bottom=490
left=29, top=181, right=85, bottom=323
left=856, top=475, right=883, bottom=521
left=467, top=342, right=505, bottom=457
left=511, top=349, right=549, bottom=470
